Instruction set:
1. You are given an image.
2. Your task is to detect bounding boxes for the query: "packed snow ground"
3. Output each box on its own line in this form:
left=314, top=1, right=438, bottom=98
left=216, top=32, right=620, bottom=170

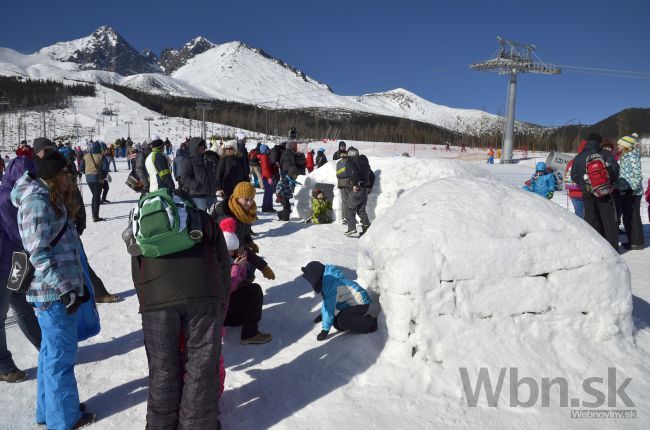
left=2, top=150, right=650, bottom=430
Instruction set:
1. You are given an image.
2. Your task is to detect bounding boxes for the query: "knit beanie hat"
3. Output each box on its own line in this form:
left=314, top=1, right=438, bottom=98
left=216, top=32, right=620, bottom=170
left=150, top=134, right=163, bottom=148
left=219, top=217, right=240, bottom=251
left=232, top=181, right=256, bottom=199
left=301, top=261, right=326, bottom=294
left=260, top=143, right=269, bottom=154
left=33, top=137, right=56, bottom=154
left=617, top=134, right=637, bottom=151
left=587, top=133, right=602, bottom=144
left=37, top=150, right=68, bottom=179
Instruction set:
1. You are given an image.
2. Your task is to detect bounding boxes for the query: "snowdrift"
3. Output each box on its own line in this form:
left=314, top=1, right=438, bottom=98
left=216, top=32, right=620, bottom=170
left=295, top=157, right=491, bottom=222
left=355, top=176, right=636, bottom=401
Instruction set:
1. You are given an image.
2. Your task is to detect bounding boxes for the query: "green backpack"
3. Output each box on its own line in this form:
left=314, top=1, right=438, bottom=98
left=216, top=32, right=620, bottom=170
left=129, top=189, right=202, bottom=258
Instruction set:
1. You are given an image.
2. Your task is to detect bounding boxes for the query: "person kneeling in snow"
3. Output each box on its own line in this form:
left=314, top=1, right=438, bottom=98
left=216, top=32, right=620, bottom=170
left=308, top=188, right=332, bottom=224
left=523, top=162, right=556, bottom=199
left=300, top=261, right=377, bottom=341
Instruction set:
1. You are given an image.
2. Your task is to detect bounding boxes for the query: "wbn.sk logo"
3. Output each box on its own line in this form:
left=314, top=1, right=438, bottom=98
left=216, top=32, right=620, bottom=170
left=459, top=367, right=636, bottom=419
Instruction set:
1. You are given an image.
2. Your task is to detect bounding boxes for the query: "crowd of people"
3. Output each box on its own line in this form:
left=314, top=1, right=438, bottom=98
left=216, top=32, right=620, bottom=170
left=0, top=128, right=647, bottom=429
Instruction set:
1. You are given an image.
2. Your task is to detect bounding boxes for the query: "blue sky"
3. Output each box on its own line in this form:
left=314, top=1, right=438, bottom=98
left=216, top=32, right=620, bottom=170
left=1, top=0, right=648, bottom=126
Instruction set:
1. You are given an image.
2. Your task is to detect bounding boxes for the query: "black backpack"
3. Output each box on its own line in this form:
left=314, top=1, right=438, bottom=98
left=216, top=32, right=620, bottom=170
left=355, top=155, right=373, bottom=188
left=270, top=145, right=284, bottom=165
left=295, top=152, right=306, bottom=174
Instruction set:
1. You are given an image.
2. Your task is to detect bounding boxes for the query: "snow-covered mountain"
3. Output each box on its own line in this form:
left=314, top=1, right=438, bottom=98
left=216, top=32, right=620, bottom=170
left=159, top=36, right=216, bottom=74
left=1, top=26, right=537, bottom=135
left=36, top=26, right=161, bottom=75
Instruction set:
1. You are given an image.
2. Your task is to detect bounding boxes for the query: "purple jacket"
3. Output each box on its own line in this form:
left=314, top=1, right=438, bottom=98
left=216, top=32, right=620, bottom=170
left=0, top=156, right=36, bottom=276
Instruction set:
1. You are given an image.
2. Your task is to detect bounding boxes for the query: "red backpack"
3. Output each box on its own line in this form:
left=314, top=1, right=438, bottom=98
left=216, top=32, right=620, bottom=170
left=584, top=153, right=613, bottom=197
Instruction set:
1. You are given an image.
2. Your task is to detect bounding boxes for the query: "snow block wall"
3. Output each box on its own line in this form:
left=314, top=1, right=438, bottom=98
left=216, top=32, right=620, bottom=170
left=356, top=177, right=634, bottom=396
left=295, top=157, right=491, bottom=222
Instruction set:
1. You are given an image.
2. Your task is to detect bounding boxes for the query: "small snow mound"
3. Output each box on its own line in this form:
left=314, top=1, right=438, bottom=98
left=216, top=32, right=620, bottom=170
left=357, top=176, right=633, bottom=394
left=295, top=157, right=491, bottom=222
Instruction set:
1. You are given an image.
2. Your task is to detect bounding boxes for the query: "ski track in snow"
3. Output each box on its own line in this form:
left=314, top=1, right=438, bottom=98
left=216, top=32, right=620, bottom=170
left=1, top=154, right=649, bottom=430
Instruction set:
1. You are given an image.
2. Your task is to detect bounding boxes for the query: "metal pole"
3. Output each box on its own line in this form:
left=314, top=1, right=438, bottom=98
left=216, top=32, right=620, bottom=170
left=502, top=70, right=517, bottom=164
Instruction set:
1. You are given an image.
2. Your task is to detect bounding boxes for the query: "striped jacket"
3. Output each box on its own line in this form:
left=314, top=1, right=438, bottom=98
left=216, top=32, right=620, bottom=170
left=320, top=265, right=371, bottom=332
left=10, top=172, right=84, bottom=303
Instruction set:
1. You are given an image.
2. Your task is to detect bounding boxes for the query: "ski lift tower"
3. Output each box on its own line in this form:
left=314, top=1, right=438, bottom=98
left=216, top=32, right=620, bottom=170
left=471, top=37, right=560, bottom=163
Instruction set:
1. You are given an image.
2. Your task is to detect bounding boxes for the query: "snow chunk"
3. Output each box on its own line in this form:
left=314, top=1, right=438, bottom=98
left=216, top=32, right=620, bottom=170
left=295, top=157, right=491, bottom=222
left=356, top=176, right=633, bottom=395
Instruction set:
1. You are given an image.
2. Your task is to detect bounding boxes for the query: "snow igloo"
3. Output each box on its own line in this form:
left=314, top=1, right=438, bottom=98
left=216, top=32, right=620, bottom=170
left=356, top=176, right=634, bottom=393
left=295, top=156, right=491, bottom=223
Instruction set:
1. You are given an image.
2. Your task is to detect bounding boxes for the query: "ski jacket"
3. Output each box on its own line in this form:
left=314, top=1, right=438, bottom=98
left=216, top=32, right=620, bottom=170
left=173, top=147, right=190, bottom=179
left=0, top=157, right=36, bottom=276
left=523, top=172, right=556, bottom=199
left=132, top=212, right=231, bottom=313
left=11, top=172, right=84, bottom=304
left=80, top=153, right=108, bottom=184
left=237, top=141, right=250, bottom=178
left=248, top=145, right=261, bottom=167
left=617, top=147, right=643, bottom=196
left=146, top=148, right=175, bottom=192
left=135, top=144, right=151, bottom=188
left=257, top=153, right=276, bottom=180
left=570, top=140, right=619, bottom=191
left=310, top=198, right=332, bottom=223
left=319, top=265, right=371, bottom=332
left=215, top=155, right=246, bottom=197
left=315, top=152, right=328, bottom=168
left=306, top=152, right=315, bottom=172
left=181, top=138, right=217, bottom=197
left=280, top=149, right=297, bottom=173
left=276, top=176, right=299, bottom=199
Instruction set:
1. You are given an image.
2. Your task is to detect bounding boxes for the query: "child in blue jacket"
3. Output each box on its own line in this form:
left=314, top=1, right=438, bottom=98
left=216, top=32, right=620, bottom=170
left=523, top=162, right=557, bottom=199
left=300, top=261, right=377, bottom=341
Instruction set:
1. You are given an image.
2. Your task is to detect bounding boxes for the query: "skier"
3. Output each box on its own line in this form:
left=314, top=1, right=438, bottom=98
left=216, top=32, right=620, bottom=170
left=300, top=261, right=377, bottom=341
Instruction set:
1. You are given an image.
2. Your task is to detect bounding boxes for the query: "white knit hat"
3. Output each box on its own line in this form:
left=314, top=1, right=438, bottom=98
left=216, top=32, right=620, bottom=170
left=223, top=231, right=239, bottom=251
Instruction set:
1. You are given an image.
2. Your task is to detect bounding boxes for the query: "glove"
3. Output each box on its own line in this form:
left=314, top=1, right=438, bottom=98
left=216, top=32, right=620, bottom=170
left=275, top=194, right=282, bottom=203
left=314, top=314, right=322, bottom=324
left=247, top=241, right=259, bottom=253
left=261, top=265, right=275, bottom=280
left=316, top=330, right=329, bottom=341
